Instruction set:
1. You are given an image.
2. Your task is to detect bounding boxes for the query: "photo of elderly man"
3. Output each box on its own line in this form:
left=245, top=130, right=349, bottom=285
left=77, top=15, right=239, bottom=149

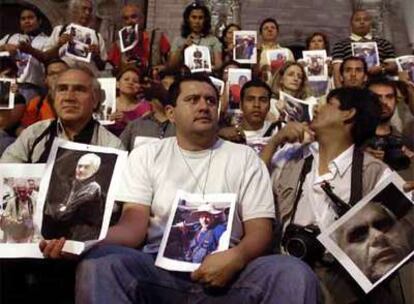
left=42, top=149, right=117, bottom=242
left=334, top=184, right=414, bottom=283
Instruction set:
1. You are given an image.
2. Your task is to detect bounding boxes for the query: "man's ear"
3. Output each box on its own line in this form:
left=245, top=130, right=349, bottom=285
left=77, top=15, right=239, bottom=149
left=343, top=107, right=356, bottom=124
left=165, top=105, right=175, bottom=123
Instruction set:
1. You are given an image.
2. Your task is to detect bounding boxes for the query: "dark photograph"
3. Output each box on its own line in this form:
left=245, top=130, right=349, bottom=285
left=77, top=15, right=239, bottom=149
left=333, top=183, right=414, bottom=284
left=41, top=147, right=118, bottom=242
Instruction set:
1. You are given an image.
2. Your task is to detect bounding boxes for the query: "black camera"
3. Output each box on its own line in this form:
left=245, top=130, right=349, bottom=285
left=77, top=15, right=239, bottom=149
left=370, top=135, right=410, bottom=171
left=282, top=223, right=325, bottom=264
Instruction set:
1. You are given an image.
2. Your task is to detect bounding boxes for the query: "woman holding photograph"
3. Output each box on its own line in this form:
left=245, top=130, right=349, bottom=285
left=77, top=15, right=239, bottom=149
left=169, top=2, right=222, bottom=71
left=107, top=67, right=152, bottom=136
left=303, top=32, right=333, bottom=98
left=270, top=62, right=311, bottom=122
left=220, top=23, right=241, bottom=63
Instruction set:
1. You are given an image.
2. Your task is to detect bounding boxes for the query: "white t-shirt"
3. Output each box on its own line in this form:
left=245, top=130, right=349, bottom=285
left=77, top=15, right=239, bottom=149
left=0, top=33, right=49, bottom=86
left=116, top=137, right=275, bottom=253
left=44, top=25, right=107, bottom=75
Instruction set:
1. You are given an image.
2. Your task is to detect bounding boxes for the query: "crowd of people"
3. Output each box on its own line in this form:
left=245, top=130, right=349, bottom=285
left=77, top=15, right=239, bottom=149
left=1, top=1, right=414, bottom=303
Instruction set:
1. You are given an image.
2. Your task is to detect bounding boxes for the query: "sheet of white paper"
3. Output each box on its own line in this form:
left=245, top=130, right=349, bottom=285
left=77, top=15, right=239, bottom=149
left=34, top=139, right=127, bottom=255
left=0, top=164, right=46, bottom=258
left=318, top=172, right=414, bottom=293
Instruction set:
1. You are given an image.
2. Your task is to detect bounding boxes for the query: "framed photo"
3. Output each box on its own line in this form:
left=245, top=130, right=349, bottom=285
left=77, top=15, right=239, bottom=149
left=34, top=139, right=127, bottom=255
left=275, top=91, right=317, bottom=122
left=0, top=78, right=15, bottom=109
left=184, top=45, right=212, bottom=73
left=318, top=172, right=414, bottom=293
left=396, top=55, right=414, bottom=82
left=233, top=30, right=257, bottom=64
left=227, top=68, right=252, bottom=110
left=155, top=190, right=236, bottom=272
left=302, top=50, right=328, bottom=81
left=119, top=24, right=139, bottom=53
left=63, top=23, right=97, bottom=63
left=95, top=77, right=117, bottom=125
left=0, top=164, right=45, bottom=258
left=265, top=49, right=289, bottom=73
left=352, top=42, right=380, bottom=69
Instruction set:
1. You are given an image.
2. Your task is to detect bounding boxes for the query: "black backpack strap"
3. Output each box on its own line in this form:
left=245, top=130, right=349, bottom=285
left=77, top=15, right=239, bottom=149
left=264, top=121, right=282, bottom=137
left=289, top=155, right=314, bottom=223
left=349, top=147, right=364, bottom=205
left=27, top=120, right=57, bottom=163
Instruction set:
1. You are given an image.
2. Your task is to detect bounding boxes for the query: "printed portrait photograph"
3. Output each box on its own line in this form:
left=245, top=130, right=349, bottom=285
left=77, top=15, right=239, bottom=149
left=163, top=199, right=231, bottom=264
left=233, top=31, right=257, bottom=64
left=352, top=42, right=379, bottom=69
left=266, top=50, right=288, bottom=74
left=184, top=45, right=212, bottom=73
left=64, top=24, right=95, bottom=62
left=15, top=52, right=31, bottom=81
left=0, top=164, right=44, bottom=248
left=41, top=147, right=119, bottom=242
left=397, top=56, right=414, bottom=82
left=0, top=177, right=41, bottom=244
left=94, top=78, right=117, bottom=124
left=119, top=24, right=139, bottom=52
left=66, top=40, right=90, bottom=60
left=228, top=68, right=252, bottom=109
left=278, top=93, right=311, bottom=122
left=303, top=50, right=328, bottom=81
left=331, top=183, right=414, bottom=284
left=0, top=79, right=14, bottom=109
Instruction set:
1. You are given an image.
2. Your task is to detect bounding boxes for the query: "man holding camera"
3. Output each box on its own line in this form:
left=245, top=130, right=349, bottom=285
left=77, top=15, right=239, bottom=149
left=365, top=78, right=414, bottom=178
left=269, top=87, right=409, bottom=303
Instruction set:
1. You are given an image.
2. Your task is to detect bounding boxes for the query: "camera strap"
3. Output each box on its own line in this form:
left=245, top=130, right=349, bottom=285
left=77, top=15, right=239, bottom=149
left=289, top=147, right=364, bottom=223
left=289, top=155, right=314, bottom=223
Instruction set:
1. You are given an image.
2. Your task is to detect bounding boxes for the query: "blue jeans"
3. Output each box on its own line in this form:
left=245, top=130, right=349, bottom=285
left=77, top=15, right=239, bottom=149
left=76, top=244, right=320, bottom=304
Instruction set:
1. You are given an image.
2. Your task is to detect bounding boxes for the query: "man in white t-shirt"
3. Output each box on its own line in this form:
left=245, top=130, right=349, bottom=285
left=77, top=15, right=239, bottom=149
left=40, top=73, right=319, bottom=303
left=219, top=79, right=282, bottom=153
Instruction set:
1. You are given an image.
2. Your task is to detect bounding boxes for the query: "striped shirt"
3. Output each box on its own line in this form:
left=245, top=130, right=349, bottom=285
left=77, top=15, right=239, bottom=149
left=332, top=34, right=395, bottom=64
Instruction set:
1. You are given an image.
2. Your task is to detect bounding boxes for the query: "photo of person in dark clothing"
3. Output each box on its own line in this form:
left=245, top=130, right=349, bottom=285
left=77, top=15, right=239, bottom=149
left=41, top=148, right=118, bottom=242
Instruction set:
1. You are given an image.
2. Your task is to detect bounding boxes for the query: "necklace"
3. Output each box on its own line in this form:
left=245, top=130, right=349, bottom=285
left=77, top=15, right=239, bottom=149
left=178, top=144, right=213, bottom=198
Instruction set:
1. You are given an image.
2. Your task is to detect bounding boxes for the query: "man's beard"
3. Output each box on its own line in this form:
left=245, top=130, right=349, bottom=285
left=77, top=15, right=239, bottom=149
left=380, top=112, right=393, bottom=124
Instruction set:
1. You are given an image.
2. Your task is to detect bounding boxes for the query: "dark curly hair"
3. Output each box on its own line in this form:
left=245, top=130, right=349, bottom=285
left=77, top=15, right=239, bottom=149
left=181, top=2, right=212, bottom=38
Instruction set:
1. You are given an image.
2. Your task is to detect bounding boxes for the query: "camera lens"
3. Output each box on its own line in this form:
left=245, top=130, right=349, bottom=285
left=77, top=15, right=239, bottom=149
left=285, top=237, right=307, bottom=259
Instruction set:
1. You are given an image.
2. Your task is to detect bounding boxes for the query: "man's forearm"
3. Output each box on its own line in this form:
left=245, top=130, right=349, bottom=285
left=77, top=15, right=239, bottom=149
left=103, top=203, right=149, bottom=248
left=232, top=218, right=274, bottom=266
